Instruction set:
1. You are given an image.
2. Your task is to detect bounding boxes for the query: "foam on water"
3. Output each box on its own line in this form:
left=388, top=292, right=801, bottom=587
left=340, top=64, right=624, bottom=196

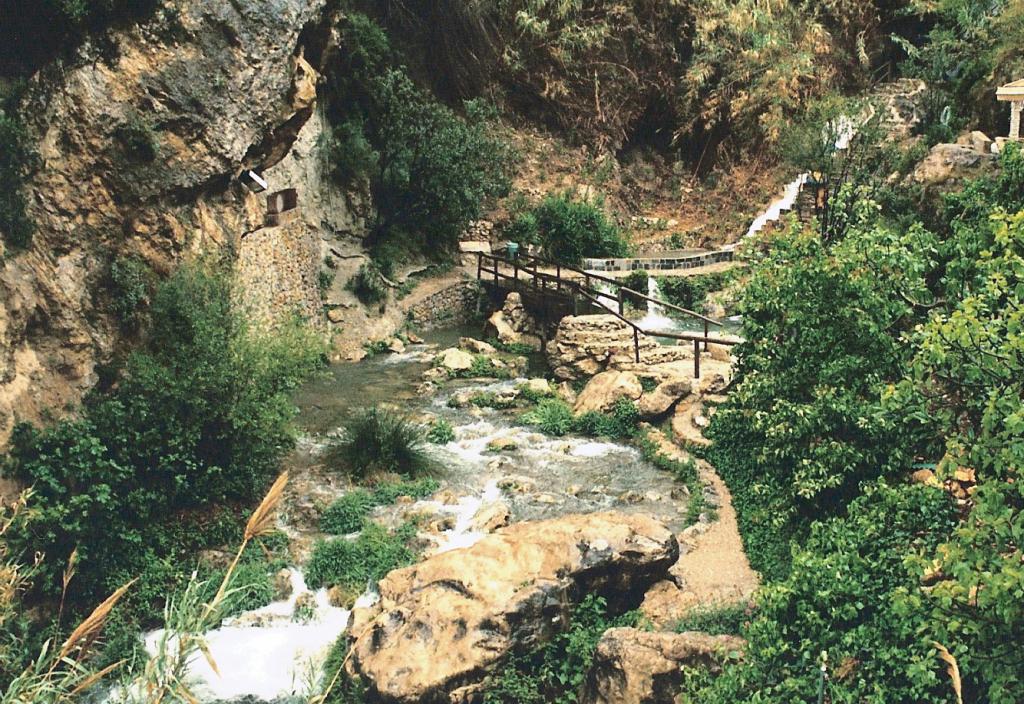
left=138, top=570, right=368, bottom=702
left=634, top=276, right=678, bottom=333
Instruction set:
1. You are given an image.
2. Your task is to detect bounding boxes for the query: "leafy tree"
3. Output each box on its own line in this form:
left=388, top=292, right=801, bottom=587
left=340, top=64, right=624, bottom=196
left=707, top=219, right=938, bottom=578
left=687, top=481, right=958, bottom=704
left=893, top=211, right=1024, bottom=703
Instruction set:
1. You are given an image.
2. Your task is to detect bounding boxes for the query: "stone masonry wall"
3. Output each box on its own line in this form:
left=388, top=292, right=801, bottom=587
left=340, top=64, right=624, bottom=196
left=406, top=281, right=483, bottom=330
left=236, top=216, right=324, bottom=329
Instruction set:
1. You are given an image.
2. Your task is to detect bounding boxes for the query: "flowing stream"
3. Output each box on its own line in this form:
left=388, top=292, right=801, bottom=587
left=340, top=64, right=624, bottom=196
left=137, top=327, right=689, bottom=703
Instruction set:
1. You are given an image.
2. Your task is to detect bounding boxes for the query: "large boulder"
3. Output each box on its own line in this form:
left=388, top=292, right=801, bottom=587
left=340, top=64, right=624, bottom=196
left=581, top=628, right=745, bottom=704
left=913, top=143, right=998, bottom=188
left=575, top=370, right=644, bottom=414
left=636, top=377, right=692, bottom=419
left=437, top=348, right=474, bottom=372
left=346, top=512, right=679, bottom=703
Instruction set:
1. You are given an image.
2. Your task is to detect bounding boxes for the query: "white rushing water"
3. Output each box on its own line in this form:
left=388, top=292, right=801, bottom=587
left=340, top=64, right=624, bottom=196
left=634, top=276, right=677, bottom=333
left=137, top=571, right=377, bottom=702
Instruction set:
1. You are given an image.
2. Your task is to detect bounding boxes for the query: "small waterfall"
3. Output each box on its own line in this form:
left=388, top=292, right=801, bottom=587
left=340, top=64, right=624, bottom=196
left=635, top=276, right=677, bottom=333
left=591, top=277, right=619, bottom=313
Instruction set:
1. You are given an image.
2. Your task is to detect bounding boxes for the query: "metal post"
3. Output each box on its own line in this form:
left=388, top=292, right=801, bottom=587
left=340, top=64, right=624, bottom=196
left=556, top=264, right=561, bottom=291
left=514, top=261, right=519, bottom=291
left=573, top=294, right=579, bottom=316
left=694, top=339, right=701, bottom=379
left=634, top=328, right=641, bottom=363
left=618, top=287, right=625, bottom=316
left=477, top=252, right=483, bottom=281
left=704, top=320, right=709, bottom=351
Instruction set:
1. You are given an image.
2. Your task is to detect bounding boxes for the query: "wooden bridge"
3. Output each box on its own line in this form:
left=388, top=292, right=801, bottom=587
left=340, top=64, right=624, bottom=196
left=476, top=252, right=740, bottom=378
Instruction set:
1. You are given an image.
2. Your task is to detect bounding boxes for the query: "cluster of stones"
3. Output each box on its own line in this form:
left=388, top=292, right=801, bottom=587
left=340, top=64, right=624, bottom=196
left=484, top=292, right=544, bottom=350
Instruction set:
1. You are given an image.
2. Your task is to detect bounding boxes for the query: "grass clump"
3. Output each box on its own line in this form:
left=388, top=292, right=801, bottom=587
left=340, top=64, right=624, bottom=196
left=323, top=408, right=433, bottom=480
left=639, top=433, right=705, bottom=523
left=108, top=255, right=154, bottom=329
left=469, top=392, right=518, bottom=410
left=521, top=398, right=574, bottom=436
left=321, top=478, right=439, bottom=536
left=320, top=490, right=376, bottom=534
left=487, top=338, right=536, bottom=355
left=426, top=418, right=456, bottom=444
left=448, top=355, right=512, bottom=380
left=304, top=522, right=419, bottom=595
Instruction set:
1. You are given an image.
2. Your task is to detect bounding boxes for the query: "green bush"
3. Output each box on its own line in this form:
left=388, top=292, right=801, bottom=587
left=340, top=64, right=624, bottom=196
left=320, top=490, right=376, bottom=534
left=324, top=15, right=514, bottom=258
left=324, top=408, right=432, bottom=480
left=347, top=262, right=388, bottom=305
left=657, top=270, right=735, bottom=312
left=370, top=477, right=439, bottom=505
left=521, top=398, right=574, bottom=436
left=426, top=418, right=456, bottom=444
left=571, top=400, right=640, bottom=440
left=673, top=602, right=751, bottom=636
left=509, top=192, right=629, bottom=266
left=304, top=522, right=419, bottom=595
left=484, top=595, right=640, bottom=704
left=0, top=110, right=35, bottom=249
left=687, top=482, right=958, bottom=704
left=108, top=255, right=154, bottom=328
left=7, top=262, right=325, bottom=608
left=622, top=270, right=649, bottom=308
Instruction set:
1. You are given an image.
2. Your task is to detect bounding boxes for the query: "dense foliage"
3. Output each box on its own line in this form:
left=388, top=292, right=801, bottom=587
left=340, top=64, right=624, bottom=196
left=484, top=595, right=639, bottom=704
left=324, top=14, right=514, bottom=262
left=0, top=110, right=34, bottom=249
left=4, top=263, right=324, bottom=613
left=507, top=193, right=629, bottom=266
left=686, top=482, right=959, bottom=703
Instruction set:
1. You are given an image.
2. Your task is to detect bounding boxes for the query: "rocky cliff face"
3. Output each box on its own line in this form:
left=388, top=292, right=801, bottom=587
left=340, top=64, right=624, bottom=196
left=0, top=0, right=342, bottom=445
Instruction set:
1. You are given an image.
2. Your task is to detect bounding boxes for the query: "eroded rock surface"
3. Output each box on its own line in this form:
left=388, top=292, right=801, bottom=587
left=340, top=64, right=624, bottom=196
left=346, top=512, right=679, bottom=703
left=581, top=628, right=745, bottom=704
left=486, top=292, right=543, bottom=350
left=0, top=0, right=339, bottom=446
left=547, top=315, right=692, bottom=381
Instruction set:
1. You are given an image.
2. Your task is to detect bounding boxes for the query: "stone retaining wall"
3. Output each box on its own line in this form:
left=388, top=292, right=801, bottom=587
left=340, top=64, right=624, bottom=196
left=584, top=248, right=734, bottom=273
left=236, top=217, right=324, bottom=329
left=406, top=280, right=483, bottom=330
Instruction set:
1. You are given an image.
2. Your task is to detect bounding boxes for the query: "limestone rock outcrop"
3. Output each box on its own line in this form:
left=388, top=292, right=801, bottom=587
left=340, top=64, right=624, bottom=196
left=0, top=0, right=342, bottom=446
left=574, top=370, right=644, bottom=414
left=913, top=143, right=998, bottom=188
left=346, top=512, right=679, bottom=703
left=581, top=628, right=745, bottom=704
left=637, top=377, right=692, bottom=419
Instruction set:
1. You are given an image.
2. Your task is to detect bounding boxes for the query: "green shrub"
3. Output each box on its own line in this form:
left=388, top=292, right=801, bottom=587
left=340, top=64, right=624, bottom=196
left=622, top=270, right=649, bottom=308
left=0, top=110, right=35, bottom=249
left=488, top=338, right=536, bottom=355
left=516, top=382, right=555, bottom=404
left=7, top=262, right=325, bottom=607
left=657, top=270, right=735, bottom=312
left=484, top=595, right=640, bottom=704
left=638, top=432, right=705, bottom=523
left=447, top=355, right=511, bottom=380
left=370, top=477, right=440, bottom=505
left=324, top=117, right=379, bottom=185
left=320, top=490, right=376, bottom=534
left=521, top=398, right=574, bottom=436
left=571, top=399, right=640, bottom=440
left=509, top=192, right=629, bottom=266
left=426, top=418, right=456, bottom=444
left=324, top=408, right=432, bottom=480
left=347, top=262, right=388, bottom=305
left=304, top=522, right=419, bottom=594
left=109, top=255, right=154, bottom=328
left=673, top=602, right=751, bottom=636
left=687, top=482, right=958, bottom=704
left=469, top=392, right=518, bottom=410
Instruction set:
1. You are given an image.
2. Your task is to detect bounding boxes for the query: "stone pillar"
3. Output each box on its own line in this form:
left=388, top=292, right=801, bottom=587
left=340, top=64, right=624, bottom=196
left=1011, top=101, right=1022, bottom=140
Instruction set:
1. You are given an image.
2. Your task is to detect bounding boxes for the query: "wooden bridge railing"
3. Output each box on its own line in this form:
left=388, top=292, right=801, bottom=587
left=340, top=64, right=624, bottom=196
left=476, top=251, right=740, bottom=378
